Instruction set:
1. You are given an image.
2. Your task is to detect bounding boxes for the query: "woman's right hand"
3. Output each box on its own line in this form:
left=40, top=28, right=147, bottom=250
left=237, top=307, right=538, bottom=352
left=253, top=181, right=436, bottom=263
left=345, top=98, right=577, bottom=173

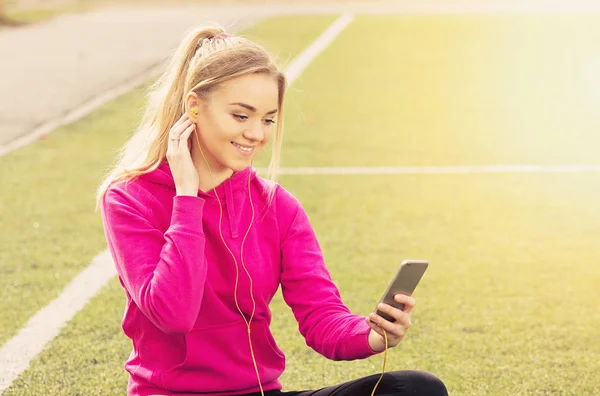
left=166, top=114, right=199, bottom=196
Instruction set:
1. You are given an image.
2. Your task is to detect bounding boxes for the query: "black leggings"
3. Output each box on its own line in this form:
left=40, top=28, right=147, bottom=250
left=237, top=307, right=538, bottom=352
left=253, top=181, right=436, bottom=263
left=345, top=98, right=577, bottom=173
left=243, top=370, right=448, bottom=396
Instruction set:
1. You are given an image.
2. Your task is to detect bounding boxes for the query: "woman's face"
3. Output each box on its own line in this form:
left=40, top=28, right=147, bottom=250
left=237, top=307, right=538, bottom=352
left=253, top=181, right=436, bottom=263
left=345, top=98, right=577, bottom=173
left=191, top=73, right=279, bottom=173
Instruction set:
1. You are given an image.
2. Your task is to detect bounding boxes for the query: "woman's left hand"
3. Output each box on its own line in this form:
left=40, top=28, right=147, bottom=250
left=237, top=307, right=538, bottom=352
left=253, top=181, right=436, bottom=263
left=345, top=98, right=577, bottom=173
left=365, top=294, right=416, bottom=352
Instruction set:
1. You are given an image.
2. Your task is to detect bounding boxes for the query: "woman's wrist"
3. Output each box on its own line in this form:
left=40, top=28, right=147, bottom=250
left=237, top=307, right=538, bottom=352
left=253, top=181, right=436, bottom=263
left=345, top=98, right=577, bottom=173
left=176, top=188, right=198, bottom=196
left=368, top=329, right=387, bottom=353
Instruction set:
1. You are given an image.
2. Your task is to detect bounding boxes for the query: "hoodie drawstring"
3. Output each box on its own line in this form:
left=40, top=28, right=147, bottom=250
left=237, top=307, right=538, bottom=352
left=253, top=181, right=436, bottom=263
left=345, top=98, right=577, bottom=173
left=225, top=179, right=239, bottom=239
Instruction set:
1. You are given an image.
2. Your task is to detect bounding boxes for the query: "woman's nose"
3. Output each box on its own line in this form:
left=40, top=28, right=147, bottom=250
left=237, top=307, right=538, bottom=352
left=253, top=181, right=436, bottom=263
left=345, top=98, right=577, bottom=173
left=244, top=120, right=265, bottom=142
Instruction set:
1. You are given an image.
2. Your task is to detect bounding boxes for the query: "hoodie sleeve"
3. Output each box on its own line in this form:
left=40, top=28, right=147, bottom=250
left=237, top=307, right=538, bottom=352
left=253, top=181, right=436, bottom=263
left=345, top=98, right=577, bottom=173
left=277, top=187, right=382, bottom=361
left=101, top=185, right=207, bottom=335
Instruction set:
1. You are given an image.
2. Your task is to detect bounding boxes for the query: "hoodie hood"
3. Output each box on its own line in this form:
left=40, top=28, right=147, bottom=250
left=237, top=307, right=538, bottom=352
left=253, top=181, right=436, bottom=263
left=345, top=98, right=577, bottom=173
left=140, top=161, right=256, bottom=200
left=140, top=161, right=256, bottom=239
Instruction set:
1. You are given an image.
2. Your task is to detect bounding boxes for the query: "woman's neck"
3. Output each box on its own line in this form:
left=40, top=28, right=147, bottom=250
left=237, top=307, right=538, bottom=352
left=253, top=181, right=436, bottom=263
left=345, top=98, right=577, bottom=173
left=191, top=143, right=233, bottom=193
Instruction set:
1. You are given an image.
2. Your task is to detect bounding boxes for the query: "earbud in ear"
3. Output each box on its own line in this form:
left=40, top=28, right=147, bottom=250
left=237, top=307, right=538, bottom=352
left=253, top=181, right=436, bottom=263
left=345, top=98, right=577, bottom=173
left=190, top=107, right=198, bottom=118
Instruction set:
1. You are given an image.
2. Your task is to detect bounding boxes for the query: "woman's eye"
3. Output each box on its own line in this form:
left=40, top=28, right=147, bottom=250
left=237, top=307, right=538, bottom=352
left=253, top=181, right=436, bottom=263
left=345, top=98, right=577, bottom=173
left=233, top=114, right=248, bottom=121
left=263, top=119, right=276, bottom=125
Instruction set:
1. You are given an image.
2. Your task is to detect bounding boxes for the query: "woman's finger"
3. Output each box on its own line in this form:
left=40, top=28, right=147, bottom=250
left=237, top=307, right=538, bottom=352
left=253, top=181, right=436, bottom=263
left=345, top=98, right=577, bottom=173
left=377, top=303, right=405, bottom=323
left=395, top=294, right=416, bottom=314
left=167, top=133, right=180, bottom=150
left=172, top=113, right=189, bottom=129
left=169, top=119, right=192, bottom=140
left=379, top=301, right=412, bottom=329
left=366, top=317, right=385, bottom=338
left=369, top=312, right=398, bottom=335
left=168, top=123, right=194, bottom=150
left=179, top=124, right=195, bottom=150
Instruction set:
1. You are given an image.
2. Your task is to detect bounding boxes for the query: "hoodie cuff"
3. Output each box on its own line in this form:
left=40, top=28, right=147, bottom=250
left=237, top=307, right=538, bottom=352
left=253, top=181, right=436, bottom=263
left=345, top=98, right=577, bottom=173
left=344, top=318, right=384, bottom=359
left=171, top=195, right=205, bottom=233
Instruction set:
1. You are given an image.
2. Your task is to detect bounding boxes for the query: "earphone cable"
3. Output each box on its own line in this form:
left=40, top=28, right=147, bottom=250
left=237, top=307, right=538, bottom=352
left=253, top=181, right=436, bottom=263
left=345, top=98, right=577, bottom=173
left=194, top=129, right=265, bottom=396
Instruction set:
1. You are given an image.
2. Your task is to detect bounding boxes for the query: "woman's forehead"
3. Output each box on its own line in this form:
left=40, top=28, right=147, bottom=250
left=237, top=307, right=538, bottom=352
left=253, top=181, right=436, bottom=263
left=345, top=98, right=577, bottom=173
left=214, top=74, right=279, bottom=107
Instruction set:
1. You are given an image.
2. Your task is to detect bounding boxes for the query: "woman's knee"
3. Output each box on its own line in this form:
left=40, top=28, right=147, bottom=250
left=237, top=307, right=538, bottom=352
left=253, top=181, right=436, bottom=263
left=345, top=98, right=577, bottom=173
left=387, top=370, right=448, bottom=396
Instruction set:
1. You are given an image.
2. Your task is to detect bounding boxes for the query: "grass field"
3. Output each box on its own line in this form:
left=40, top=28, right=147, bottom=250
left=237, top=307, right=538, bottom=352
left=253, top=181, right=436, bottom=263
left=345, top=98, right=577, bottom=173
left=2, top=12, right=600, bottom=396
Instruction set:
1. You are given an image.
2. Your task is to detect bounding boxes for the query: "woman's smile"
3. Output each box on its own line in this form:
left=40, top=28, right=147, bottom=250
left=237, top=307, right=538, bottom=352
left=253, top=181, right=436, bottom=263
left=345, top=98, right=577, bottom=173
left=231, top=141, right=256, bottom=156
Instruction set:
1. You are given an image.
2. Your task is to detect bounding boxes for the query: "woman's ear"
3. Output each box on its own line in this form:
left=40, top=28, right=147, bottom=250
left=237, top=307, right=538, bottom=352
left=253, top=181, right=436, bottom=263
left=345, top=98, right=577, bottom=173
left=185, top=92, right=200, bottom=120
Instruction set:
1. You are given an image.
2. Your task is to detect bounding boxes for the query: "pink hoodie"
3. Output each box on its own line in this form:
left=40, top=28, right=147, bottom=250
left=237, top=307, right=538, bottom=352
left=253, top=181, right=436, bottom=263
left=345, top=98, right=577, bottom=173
left=101, top=161, right=380, bottom=396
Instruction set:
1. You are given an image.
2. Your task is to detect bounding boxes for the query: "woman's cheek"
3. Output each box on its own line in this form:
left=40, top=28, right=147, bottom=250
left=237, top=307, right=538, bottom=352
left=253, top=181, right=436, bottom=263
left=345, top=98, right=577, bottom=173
left=264, top=128, right=273, bottom=144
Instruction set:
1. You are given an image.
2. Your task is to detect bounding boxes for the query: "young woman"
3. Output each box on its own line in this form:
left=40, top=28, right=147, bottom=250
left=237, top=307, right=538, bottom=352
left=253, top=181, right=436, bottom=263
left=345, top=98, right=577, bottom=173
left=97, top=26, right=447, bottom=396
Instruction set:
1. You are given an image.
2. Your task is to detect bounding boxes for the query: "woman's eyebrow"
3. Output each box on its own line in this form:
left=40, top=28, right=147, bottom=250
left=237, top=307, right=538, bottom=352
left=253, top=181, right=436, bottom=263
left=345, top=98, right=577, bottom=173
left=229, top=102, right=278, bottom=115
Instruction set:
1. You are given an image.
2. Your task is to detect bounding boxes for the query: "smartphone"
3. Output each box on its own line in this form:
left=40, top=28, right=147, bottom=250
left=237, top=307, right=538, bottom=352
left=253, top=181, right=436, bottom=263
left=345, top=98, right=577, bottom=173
left=373, top=260, right=428, bottom=323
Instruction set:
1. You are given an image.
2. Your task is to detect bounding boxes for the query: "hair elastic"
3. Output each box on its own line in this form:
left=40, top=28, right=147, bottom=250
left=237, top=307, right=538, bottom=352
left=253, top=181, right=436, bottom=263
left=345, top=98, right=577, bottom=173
left=213, top=32, right=231, bottom=40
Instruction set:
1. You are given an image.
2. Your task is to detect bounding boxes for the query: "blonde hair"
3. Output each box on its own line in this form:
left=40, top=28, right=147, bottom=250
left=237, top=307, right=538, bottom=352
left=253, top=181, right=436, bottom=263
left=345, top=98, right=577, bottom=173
left=95, top=26, right=286, bottom=210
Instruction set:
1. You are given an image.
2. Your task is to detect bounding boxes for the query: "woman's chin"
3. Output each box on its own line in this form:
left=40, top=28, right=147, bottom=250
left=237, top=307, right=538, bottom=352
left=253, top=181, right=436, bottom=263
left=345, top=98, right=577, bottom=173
left=227, top=159, right=252, bottom=172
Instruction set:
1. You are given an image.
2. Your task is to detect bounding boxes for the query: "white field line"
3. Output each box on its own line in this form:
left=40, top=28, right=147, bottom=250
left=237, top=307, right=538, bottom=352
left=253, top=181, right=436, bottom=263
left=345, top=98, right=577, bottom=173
left=0, top=63, right=165, bottom=158
left=284, top=14, right=354, bottom=85
left=262, top=164, right=600, bottom=175
left=0, top=251, right=115, bottom=392
left=0, top=15, right=354, bottom=393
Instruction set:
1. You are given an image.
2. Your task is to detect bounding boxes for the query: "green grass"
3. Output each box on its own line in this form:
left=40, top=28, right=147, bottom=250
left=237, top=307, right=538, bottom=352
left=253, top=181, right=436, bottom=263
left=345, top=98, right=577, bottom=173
left=0, top=87, right=137, bottom=348
left=278, top=14, right=600, bottom=167
left=5, top=8, right=74, bottom=23
left=3, top=279, right=131, bottom=395
left=4, top=1, right=99, bottom=24
left=272, top=173, right=600, bottom=394
left=4, top=13, right=600, bottom=396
